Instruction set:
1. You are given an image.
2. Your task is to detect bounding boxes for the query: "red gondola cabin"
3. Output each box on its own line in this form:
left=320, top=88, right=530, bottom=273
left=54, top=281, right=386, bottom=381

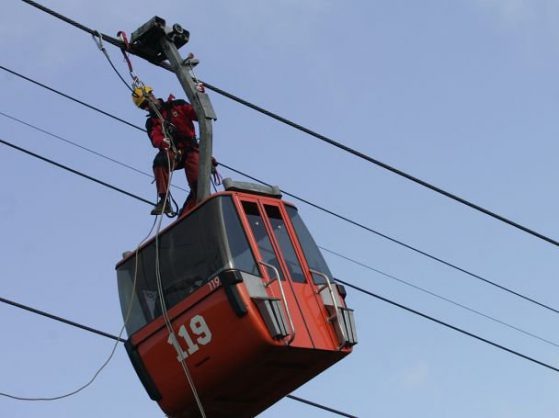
left=116, top=179, right=357, bottom=418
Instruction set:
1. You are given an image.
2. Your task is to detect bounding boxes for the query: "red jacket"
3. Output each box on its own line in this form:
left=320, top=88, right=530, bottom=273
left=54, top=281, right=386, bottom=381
left=145, top=97, right=198, bottom=149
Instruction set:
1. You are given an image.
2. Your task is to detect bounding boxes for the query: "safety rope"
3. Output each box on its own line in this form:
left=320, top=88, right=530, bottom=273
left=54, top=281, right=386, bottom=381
left=92, top=29, right=181, bottom=214
left=153, top=160, right=207, bottom=418
left=91, top=31, right=133, bottom=93
left=107, top=31, right=207, bottom=418
left=116, top=32, right=140, bottom=85
left=1, top=218, right=157, bottom=401
left=137, top=85, right=207, bottom=417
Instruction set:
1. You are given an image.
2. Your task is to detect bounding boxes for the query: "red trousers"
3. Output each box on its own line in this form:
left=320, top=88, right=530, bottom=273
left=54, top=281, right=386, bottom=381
left=153, top=147, right=200, bottom=213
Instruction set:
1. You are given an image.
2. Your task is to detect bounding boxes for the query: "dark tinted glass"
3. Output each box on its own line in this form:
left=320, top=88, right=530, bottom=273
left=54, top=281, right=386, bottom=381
left=221, top=198, right=258, bottom=275
left=285, top=205, right=333, bottom=284
left=117, top=196, right=255, bottom=335
left=242, top=201, right=284, bottom=281
left=265, top=205, right=306, bottom=283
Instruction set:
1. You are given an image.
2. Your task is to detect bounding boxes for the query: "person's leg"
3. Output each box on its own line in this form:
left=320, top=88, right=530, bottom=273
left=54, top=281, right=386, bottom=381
left=180, top=148, right=200, bottom=215
left=151, top=150, right=175, bottom=215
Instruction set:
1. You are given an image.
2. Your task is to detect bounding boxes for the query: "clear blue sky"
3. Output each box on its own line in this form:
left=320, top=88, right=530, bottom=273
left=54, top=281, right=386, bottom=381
left=1, top=1, right=558, bottom=417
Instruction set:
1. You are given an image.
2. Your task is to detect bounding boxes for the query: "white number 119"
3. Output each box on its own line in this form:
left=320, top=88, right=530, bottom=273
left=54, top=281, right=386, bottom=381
left=167, top=314, right=212, bottom=362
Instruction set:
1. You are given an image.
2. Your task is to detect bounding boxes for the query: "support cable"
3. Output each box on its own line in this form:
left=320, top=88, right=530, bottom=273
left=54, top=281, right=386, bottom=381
left=319, top=247, right=559, bottom=348
left=0, top=296, right=125, bottom=343
left=0, top=65, right=144, bottom=132
left=0, top=110, right=185, bottom=188
left=19, top=0, right=559, bottom=248
left=219, top=163, right=559, bottom=315
left=0, top=97, right=555, bottom=315
left=200, top=82, right=559, bottom=249
left=0, top=218, right=157, bottom=401
left=0, top=138, right=558, bottom=376
left=334, top=277, right=559, bottom=373
left=0, top=298, right=354, bottom=416
left=0, top=117, right=555, bottom=349
left=0, top=137, right=153, bottom=206
left=286, top=395, right=358, bottom=418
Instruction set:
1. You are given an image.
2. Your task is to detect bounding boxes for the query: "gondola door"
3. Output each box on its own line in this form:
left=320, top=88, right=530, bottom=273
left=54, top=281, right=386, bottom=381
left=236, top=197, right=314, bottom=348
left=261, top=202, right=346, bottom=351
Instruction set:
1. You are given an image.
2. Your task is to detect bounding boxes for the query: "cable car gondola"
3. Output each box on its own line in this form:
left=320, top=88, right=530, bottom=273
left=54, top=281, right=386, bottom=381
left=115, top=179, right=357, bottom=417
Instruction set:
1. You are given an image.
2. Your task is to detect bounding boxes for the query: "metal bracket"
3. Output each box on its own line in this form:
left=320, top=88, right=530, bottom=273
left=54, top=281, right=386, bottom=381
left=259, top=261, right=296, bottom=345
left=311, top=268, right=348, bottom=349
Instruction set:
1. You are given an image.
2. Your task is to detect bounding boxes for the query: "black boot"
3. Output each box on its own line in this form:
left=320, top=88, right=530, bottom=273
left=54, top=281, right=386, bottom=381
left=150, top=197, right=173, bottom=215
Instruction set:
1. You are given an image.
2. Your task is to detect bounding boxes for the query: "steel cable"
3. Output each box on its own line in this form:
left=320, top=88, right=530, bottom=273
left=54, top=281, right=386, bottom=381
left=1, top=115, right=556, bottom=350
left=0, top=297, right=354, bottom=416
left=0, top=95, right=556, bottom=314
left=0, top=137, right=558, bottom=377
left=19, top=0, right=559, bottom=248
left=1, top=67, right=555, bottom=314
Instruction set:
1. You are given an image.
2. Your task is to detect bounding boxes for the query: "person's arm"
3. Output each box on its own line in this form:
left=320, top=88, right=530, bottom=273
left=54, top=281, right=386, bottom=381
left=145, top=117, right=169, bottom=149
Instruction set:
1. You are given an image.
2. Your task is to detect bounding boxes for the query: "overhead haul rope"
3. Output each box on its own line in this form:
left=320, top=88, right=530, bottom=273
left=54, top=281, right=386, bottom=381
left=0, top=218, right=157, bottom=401
left=112, top=31, right=207, bottom=418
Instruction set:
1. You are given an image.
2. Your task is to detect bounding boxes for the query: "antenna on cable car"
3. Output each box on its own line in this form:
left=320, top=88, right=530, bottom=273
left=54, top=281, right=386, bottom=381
left=129, top=16, right=217, bottom=203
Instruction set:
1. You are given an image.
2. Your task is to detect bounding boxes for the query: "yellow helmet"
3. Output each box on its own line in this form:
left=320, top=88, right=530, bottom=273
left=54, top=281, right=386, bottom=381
left=132, top=86, right=154, bottom=108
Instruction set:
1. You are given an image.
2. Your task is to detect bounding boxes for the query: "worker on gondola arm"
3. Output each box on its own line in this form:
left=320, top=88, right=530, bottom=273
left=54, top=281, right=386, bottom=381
left=132, top=86, right=200, bottom=216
